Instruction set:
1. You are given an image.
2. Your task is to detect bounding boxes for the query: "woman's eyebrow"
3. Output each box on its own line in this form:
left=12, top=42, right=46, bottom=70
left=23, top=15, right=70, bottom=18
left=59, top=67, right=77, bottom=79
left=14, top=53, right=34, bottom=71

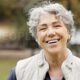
left=38, top=23, right=47, bottom=27
left=52, top=21, right=60, bottom=25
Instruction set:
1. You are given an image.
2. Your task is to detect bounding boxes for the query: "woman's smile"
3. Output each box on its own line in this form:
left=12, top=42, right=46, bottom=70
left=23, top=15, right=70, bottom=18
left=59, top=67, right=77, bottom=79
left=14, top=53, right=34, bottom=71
left=45, top=38, right=60, bottom=47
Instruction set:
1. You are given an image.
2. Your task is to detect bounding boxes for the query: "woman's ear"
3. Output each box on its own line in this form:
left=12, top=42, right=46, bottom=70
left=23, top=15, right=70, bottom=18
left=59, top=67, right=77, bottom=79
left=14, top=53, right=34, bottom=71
left=67, top=34, right=71, bottom=42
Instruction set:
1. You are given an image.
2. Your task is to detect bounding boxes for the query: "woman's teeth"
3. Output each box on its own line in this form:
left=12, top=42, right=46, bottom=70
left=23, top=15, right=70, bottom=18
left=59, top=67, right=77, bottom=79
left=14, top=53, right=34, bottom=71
left=47, top=39, right=59, bottom=44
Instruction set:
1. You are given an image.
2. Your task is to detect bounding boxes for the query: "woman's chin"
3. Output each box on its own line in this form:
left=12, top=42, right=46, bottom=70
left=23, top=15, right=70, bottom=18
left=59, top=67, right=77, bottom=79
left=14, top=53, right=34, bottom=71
left=46, top=48, right=61, bottom=55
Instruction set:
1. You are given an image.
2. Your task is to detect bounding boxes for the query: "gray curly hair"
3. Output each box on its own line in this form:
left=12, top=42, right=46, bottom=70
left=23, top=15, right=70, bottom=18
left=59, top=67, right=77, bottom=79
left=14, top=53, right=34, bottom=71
left=27, top=3, right=74, bottom=38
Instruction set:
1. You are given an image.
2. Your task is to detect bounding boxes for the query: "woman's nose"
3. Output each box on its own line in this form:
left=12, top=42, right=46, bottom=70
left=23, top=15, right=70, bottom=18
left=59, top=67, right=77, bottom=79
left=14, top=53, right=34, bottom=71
left=47, top=27, right=56, bottom=37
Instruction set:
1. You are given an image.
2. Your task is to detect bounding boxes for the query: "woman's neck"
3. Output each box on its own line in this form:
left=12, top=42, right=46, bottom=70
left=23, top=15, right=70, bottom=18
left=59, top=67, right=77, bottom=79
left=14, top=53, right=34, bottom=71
left=44, top=49, right=68, bottom=80
left=44, top=49, right=68, bottom=69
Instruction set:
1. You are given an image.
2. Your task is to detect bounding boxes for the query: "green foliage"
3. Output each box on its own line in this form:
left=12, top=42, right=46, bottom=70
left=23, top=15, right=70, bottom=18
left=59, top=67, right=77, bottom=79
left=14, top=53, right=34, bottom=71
left=0, top=59, right=18, bottom=80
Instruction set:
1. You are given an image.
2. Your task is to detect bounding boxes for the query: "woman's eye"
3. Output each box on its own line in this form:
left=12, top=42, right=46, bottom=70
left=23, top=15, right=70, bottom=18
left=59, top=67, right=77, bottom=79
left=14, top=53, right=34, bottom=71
left=54, top=25, right=61, bottom=28
left=40, top=27, right=46, bottom=30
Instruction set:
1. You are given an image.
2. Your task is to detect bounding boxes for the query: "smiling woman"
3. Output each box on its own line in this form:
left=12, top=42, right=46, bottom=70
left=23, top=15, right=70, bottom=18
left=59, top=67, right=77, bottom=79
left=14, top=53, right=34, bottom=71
left=8, top=2, right=80, bottom=80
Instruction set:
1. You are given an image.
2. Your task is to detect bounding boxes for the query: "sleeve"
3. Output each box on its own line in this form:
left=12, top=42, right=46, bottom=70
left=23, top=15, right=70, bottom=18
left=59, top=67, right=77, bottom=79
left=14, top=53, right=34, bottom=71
left=8, top=68, right=16, bottom=80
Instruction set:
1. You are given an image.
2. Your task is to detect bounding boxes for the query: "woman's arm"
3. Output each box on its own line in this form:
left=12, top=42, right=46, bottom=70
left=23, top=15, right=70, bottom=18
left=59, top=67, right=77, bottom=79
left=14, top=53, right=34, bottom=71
left=8, top=68, right=16, bottom=80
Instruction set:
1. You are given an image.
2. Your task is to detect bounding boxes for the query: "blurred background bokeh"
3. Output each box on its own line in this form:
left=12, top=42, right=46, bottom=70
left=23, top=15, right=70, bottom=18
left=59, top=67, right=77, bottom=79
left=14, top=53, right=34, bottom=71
left=0, top=0, right=80, bottom=80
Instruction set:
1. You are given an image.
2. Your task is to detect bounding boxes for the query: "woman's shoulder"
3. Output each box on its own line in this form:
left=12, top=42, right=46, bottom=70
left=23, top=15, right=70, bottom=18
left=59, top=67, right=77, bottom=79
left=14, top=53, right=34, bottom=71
left=62, top=53, right=80, bottom=70
left=16, top=49, right=43, bottom=69
left=72, top=55, right=80, bottom=66
left=15, top=52, right=42, bottom=80
left=16, top=52, right=40, bottom=67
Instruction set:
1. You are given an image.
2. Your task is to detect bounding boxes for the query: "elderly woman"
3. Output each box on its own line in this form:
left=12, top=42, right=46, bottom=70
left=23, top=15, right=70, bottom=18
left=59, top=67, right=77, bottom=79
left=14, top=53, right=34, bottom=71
left=8, top=2, right=80, bottom=80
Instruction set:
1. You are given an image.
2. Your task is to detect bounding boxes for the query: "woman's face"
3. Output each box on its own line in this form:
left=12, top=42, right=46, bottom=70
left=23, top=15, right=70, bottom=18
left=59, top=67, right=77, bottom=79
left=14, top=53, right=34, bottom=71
left=36, top=12, right=70, bottom=54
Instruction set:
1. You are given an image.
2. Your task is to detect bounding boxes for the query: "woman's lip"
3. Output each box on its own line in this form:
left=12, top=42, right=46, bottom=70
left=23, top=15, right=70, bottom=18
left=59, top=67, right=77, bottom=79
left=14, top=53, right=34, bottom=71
left=46, top=38, right=60, bottom=44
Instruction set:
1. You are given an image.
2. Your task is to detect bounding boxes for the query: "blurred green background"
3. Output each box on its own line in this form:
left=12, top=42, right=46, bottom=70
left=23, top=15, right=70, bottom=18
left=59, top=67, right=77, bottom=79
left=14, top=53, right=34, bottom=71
left=0, top=0, right=80, bottom=80
left=0, top=59, right=17, bottom=80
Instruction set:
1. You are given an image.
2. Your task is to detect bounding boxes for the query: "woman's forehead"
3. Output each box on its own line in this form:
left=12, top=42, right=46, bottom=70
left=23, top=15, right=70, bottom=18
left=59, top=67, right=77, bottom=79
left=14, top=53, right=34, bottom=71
left=39, top=12, right=59, bottom=25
